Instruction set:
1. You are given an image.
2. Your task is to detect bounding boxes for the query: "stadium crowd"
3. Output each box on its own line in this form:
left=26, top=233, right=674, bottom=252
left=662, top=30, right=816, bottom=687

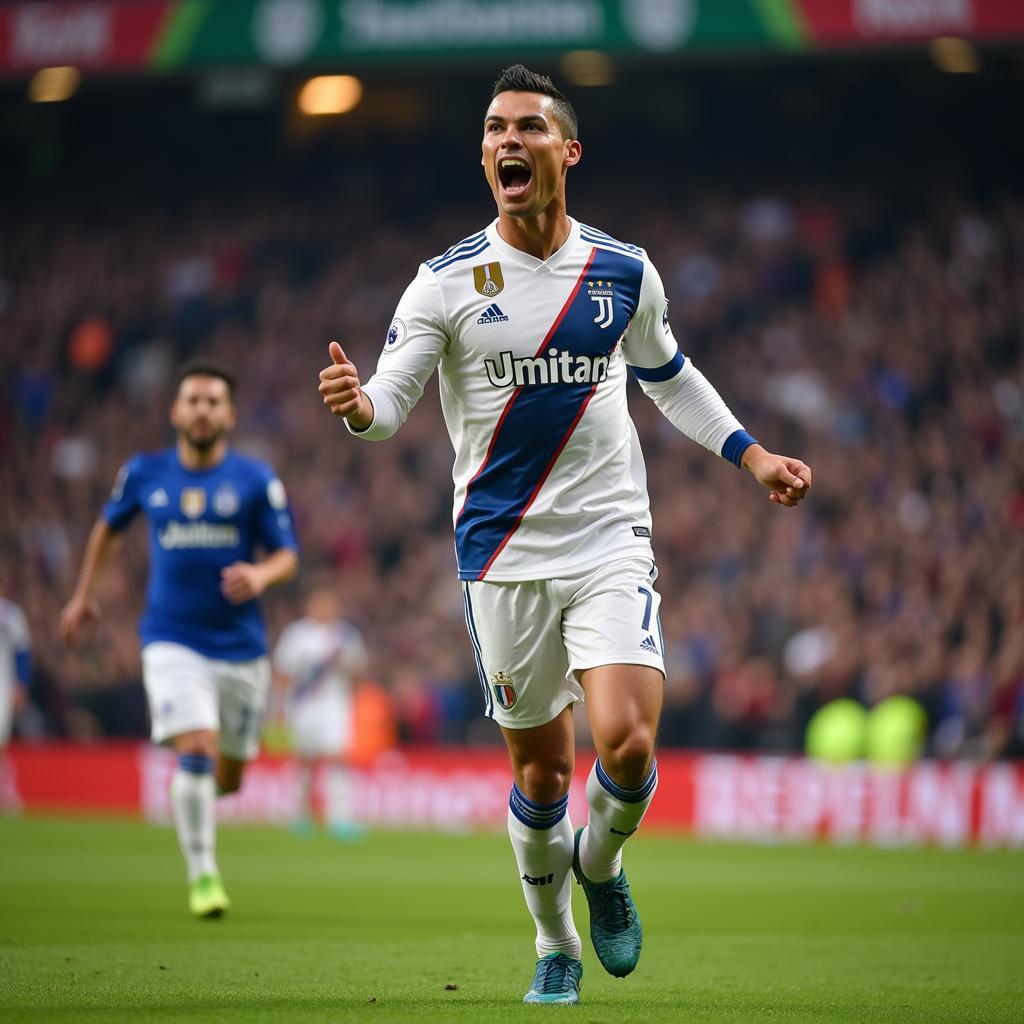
left=2, top=173, right=1022, bottom=759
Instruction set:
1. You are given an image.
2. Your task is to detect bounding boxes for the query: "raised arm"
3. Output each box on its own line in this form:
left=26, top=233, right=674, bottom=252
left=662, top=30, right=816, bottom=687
left=317, top=264, right=448, bottom=440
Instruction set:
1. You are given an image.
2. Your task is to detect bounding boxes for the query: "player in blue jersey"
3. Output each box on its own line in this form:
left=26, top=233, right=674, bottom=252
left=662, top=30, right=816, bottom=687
left=60, top=360, right=299, bottom=917
left=319, top=66, right=812, bottom=1003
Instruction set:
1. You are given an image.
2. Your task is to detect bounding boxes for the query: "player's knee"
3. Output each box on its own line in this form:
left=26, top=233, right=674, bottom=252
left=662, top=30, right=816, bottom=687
left=599, top=728, right=656, bottom=789
left=515, top=757, right=573, bottom=805
left=175, top=736, right=217, bottom=760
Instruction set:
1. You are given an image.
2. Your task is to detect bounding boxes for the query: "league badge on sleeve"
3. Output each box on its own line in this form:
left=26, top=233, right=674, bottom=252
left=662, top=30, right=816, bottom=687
left=384, top=318, right=408, bottom=354
left=473, top=262, right=504, bottom=297
left=180, top=488, right=206, bottom=519
left=267, top=478, right=288, bottom=510
left=491, top=671, right=517, bottom=710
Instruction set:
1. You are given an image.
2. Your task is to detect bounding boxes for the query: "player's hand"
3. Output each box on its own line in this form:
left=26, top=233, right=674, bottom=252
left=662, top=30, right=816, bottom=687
left=220, top=562, right=265, bottom=604
left=741, top=446, right=812, bottom=508
left=319, top=342, right=365, bottom=420
left=59, top=594, right=101, bottom=645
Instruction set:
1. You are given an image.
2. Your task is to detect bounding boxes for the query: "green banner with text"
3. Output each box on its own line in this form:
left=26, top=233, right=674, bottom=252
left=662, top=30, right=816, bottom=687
left=1, top=0, right=1022, bottom=76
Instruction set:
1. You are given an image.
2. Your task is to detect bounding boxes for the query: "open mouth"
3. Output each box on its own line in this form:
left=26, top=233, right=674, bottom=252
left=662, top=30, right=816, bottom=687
left=498, top=157, right=532, bottom=196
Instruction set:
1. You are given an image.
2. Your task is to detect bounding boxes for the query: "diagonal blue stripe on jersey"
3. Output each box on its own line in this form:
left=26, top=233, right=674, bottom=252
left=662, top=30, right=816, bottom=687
left=430, top=238, right=490, bottom=273
left=427, top=230, right=487, bottom=269
left=455, top=247, right=645, bottom=580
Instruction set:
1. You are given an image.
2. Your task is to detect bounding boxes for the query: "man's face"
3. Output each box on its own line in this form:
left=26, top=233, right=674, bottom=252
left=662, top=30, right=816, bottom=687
left=171, top=374, right=235, bottom=451
left=481, top=91, right=580, bottom=219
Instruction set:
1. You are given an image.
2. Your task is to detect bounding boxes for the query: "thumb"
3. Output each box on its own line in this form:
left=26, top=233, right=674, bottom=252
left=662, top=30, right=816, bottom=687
left=780, top=463, right=806, bottom=488
left=329, top=341, right=347, bottom=366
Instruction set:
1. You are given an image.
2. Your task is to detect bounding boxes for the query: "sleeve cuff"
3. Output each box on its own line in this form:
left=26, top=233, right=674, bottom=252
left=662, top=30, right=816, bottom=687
left=722, top=429, right=759, bottom=468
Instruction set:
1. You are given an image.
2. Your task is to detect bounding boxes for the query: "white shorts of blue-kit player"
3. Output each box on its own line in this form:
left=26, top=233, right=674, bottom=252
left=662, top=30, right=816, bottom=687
left=463, top=556, right=665, bottom=730
left=142, top=641, right=271, bottom=760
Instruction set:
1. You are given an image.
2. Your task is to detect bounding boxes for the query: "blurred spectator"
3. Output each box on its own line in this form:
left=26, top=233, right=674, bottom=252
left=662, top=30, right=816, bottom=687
left=3, top=160, right=1022, bottom=760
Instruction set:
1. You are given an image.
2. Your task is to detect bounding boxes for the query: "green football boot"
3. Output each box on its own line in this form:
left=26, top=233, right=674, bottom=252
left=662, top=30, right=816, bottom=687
left=189, top=873, right=230, bottom=919
left=523, top=952, right=583, bottom=1005
left=572, top=827, right=642, bottom=977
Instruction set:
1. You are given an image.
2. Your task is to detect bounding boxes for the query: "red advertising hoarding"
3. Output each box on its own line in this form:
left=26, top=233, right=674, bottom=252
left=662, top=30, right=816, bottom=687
left=8, top=743, right=1024, bottom=848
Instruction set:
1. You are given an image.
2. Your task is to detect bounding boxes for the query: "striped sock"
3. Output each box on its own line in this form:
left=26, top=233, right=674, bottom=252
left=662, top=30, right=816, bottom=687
left=580, top=758, right=658, bottom=883
left=507, top=784, right=581, bottom=961
left=170, top=753, right=218, bottom=882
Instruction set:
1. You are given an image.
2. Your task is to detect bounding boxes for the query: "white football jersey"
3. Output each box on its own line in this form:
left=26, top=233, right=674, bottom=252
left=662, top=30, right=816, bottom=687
left=352, top=218, right=753, bottom=582
left=273, top=618, right=366, bottom=703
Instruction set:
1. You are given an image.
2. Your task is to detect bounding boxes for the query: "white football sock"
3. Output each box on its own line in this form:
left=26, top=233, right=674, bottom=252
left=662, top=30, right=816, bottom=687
left=508, top=784, right=581, bottom=961
left=170, top=754, right=218, bottom=882
left=580, top=758, right=658, bottom=883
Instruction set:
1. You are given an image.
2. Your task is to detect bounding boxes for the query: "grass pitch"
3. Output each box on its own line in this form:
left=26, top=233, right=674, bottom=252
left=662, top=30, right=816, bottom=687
left=0, top=816, right=1021, bottom=1023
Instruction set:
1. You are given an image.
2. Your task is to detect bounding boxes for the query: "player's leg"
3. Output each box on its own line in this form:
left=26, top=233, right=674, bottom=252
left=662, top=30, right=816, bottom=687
left=563, top=558, right=666, bottom=976
left=577, top=663, right=662, bottom=882
left=0, top=688, right=20, bottom=814
left=214, top=655, right=272, bottom=795
left=463, top=578, right=583, bottom=1003
left=143, top=642, right=226, bottom=917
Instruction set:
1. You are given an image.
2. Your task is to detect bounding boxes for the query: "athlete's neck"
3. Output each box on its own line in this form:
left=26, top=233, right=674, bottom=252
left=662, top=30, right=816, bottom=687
left=496, top=208, right=571, bottom=262
left=177, top=437, right=229, bottom=471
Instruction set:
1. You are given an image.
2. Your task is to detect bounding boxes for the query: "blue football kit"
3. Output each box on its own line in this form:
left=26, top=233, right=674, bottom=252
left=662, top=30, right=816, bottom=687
left=103, top=448, right=298, bottom=661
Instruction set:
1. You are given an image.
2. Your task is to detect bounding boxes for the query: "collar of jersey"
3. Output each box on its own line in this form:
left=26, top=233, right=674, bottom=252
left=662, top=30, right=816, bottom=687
left=484, top=218, right=582, bottom=274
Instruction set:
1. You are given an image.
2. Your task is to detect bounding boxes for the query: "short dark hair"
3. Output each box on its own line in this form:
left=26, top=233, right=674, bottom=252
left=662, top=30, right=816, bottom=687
left=490, top=64, right=578, bottom=141
left=175, top=359, right=236, bottom=401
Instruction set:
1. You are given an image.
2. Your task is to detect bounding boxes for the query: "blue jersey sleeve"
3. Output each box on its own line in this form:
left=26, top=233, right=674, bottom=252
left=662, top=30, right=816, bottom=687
left=102, top=457, right=143, bottom=532
left=253, top=466, right=298, bottom=554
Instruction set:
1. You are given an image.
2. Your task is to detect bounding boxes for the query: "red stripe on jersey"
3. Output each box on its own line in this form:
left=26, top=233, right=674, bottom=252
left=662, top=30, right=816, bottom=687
left=455, top=247, right=598, bottom=527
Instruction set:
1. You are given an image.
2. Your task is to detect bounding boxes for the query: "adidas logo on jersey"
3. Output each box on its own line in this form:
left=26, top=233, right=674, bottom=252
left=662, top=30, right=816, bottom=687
left=477, top=303, right=509, bottom=324
left=148, top=488, right=169, bottom=508
left=640, top=634, right=659, bottom=654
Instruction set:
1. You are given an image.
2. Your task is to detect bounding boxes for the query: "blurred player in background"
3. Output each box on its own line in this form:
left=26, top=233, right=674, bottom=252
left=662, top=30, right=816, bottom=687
left=319, top=65, right=811, bottom=1004
left=273, top=587, right=367, bottom=836
left=60, top=361, right=299, bottom=918
left=0, top=583, right=31, bottom=815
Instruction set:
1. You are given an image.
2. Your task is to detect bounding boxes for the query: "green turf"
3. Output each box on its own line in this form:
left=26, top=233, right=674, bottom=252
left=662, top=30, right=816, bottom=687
left=0, top=816, right=1021, bottom=1023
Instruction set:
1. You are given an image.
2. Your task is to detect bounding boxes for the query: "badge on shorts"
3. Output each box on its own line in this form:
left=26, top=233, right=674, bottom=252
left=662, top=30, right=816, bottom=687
left=180, top=488, right=206, bottom=519
left=492, top=671, right=517, bottom=710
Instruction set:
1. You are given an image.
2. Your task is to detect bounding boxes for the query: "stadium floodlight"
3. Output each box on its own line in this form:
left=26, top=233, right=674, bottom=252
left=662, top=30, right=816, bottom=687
left=297, top=75, right=363, bottom=116
left=559, top=50, right=616, bottom=88
left=929, top=37, right=979, bottom=74
left=28, top=66, right=80, bottom=103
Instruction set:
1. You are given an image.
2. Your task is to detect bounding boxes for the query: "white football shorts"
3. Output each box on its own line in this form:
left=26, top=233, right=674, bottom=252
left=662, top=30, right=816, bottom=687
left=462, top=555, right=665, bottom=729
left=288, top=689, right=351, bottom=759
left=141, top=641, right=271, bottom=760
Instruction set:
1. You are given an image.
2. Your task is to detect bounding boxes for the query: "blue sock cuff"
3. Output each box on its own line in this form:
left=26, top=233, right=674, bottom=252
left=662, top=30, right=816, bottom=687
left=509, top=783, right=568, bottom=830
left=595, top=759, right=658, bottom=804
left=178, top=753, right=214, bottom=775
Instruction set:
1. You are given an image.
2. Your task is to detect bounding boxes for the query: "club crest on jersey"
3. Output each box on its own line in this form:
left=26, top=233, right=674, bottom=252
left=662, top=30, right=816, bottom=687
left=588, top=279, right=614, bottom=330
left=213, top=485, right=239, bottom=517
left=180, top=488, right=206, bottom=519
left=492, top=671, right=517, bottom=710
left=473, top=262, right=504, bottom=297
